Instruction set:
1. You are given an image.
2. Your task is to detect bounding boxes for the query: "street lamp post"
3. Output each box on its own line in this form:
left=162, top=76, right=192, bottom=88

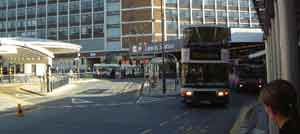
left=161, top=0, right=166, bottom=94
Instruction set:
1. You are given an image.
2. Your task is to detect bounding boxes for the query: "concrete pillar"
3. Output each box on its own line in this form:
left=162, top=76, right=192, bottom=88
left=277, top=0, right=300, bottom=89
left=271, top=19, right=279, bottom=79
left=24, top=64, right=32, bottom=74
left=274, top=1, right=282, bottom=78
left=265, top=40, right=272, bottom=82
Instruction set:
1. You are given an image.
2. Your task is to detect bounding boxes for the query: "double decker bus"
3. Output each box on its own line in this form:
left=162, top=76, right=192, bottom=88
left=180, top=25, right=231, bottom=105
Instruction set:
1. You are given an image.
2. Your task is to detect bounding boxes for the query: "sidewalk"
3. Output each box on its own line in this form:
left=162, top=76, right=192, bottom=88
left=140, top=79, right=180, bottom=97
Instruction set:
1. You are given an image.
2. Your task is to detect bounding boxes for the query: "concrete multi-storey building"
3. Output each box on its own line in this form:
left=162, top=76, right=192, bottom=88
left=0, top=0, right=260, bottom=70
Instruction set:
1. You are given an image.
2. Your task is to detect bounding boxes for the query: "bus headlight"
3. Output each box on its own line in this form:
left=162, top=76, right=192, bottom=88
left=185, top=91, right=193, bottom=96
left=217, top=91, right=225, bottom=97
left=217, top=89, right=229, bottom=97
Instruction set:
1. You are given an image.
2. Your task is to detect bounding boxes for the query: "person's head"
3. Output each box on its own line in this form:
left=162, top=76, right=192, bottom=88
left=260, top=80, right=299, bottom=127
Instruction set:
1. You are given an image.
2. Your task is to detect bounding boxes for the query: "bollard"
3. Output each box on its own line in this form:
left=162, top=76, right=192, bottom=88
left=16, top=104, right=24, bottom=117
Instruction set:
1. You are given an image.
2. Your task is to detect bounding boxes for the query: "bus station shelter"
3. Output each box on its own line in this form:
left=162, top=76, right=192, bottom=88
left=0, top=37, right=80, bottom=76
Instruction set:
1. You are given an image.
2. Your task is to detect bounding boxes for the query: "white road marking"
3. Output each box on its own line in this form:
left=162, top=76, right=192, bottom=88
left=136, top=96, right=177, bottom=104
left=159, top=121, right=169, bottom=127
left=140, top=129, right=152, bottom=134
left=71, top=98, right=93, bottom=104
left=63, top=106, right=72, bottom=108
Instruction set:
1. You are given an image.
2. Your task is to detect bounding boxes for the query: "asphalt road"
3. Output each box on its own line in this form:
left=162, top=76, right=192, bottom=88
left=0, top=87, right=256, bottom=134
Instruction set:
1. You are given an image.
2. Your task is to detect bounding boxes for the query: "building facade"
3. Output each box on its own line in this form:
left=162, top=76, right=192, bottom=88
left=0, top=0, right=260, bottom=70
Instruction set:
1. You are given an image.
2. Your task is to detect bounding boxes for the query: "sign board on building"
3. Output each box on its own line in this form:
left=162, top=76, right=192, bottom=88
left=90, top=52, right=96, bottom=57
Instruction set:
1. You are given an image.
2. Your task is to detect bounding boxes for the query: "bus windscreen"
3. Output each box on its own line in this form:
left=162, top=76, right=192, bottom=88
left=182, top=63, right=228, bottom=87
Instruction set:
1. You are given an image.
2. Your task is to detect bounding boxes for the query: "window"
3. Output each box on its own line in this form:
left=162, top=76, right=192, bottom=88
left=81, top=13, right=92, bottom=25
left=0, top=11, right=6, bottom=20
left=192, top=10, right=203, bottom=23
left=251, top=13, right=258, bottom=20
left=81, top=25, right=92, bottom=38
left=37, top=0, right=46, bottom=4
left=59, top=3, right=68, bottom=14
left=70, top=1, right=80, bottom=14
left=59, top=15, right=68, bottom=27
left=37, top=17, right=46, bottom=28
left=94, top=0, right=104, bottom=11
left=7, top=9, right=16, bottom=20
left=27, top=7, right=36, bottom=18
left=107, top=2, right=120, bottom=12
left=205, top=10, right=215, bottom=20
left=240, top=12, right=250, bottom=20
left=192, top=0, right=202, bottom=9
left=17, top=20, right=26, bottom=29
left=240, top=0, right=249, bottom=8
left=48, top=0, right=57, bottom=4
left=70, top=26, right=80, bottom=39
left=228, top=0, right=238, bottom=7
left=7, top=20, right=16, bottom=30
left=0, top=22, right=6, bottom=31
left=250, top=0, right=255, bottom=8
left=166, top=0, right=177, bottom=7
left=37, top=5, right=47, bottom=17
left=107, top=15, right=120, bottom=24
left=94, top=24, right=104, bottom=37
left=37, top=29, right=46, bottom=39
left=179, top=0, right=189, bottom=8
left=217, top=11, right=227, bottom=20
left=166, top=21, right=177, bottom=34
left=18, top=0, right=26, bottom=7
left=228, top=11, right=238, bottom=21
left=166, top=9, right=177, bottom=21
left=81, top=0, right=92, bottom=12
left=216, top=0, right=226, bottom=8
left=58, top=28, right=68, bottom=40
left=48, top=4, right=57, bottom=16
left=17, top=8, right=26, bottom=18
left=8, top=0, right=16, bottom=8
left=107, top=27, right=120, bottom=38
left=47, top=28, right=57, bottom=40
left=26, top=19, right=37, bottom=29
left=27, top=0, right=36, bottom=6
left=47, top=16, right=57, bottom=28
left=94, top=12, right=104, bottom=24
left=0, top=1, right=7, bottom=9
left=180, top=10, right=190, bottom=22
left=70, top=14, right=80, bottom=26
left=204, top=0, right=214, bottom=6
